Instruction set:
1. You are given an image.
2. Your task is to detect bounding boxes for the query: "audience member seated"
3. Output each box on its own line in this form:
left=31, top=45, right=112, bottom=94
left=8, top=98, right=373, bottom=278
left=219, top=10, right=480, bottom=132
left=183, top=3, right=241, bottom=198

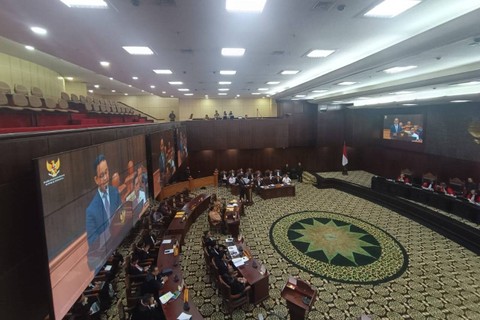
left=131, top=293, right=165, bottom=320
left=397, top=173, right=410, bottom=184
left=70, top=293, right=101, bottom=320
left=141, top=266, right=168, bottom=299
left=127, top=256, right=149, bottom=277
left=282, top=174, right=292, bottom=185
left=214, top=254, right=237, bottom=277
left=221, top=274, right=248, bottom=295
left=466, top=189, right=480, bottom=204
left=465, top=177, right=476, bottom=194
left=203, top=230, right=217, bottom=248
left=422, top=180, right=436, bottom=191
left=228, top=173, right=237, bottom=186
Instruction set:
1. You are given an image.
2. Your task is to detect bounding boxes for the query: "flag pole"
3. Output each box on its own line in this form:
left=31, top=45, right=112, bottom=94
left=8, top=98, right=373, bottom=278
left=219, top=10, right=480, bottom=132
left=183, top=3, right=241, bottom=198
left=342, top=141, right=348, bottom=176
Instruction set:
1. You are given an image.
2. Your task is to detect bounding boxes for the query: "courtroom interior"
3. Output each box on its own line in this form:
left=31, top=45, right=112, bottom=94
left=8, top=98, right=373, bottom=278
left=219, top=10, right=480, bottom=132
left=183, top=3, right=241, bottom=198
left=0, top=1, right=480, bottom=320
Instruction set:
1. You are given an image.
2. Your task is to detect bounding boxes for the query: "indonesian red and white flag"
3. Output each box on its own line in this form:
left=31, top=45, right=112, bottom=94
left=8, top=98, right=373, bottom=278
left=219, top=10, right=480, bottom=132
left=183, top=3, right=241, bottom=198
left=342, top=142, right=348, bottom=166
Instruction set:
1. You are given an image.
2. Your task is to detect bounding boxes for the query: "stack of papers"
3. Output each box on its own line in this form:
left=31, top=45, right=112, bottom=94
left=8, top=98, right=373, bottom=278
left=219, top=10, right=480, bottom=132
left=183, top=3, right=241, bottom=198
left=160, top=291, right=174, bottom=304
left=177, top=312, right=192, bottom=320
left=228, top=245, right=239, bottom=256
left=162, top=239, right=172, bottom=244
left=232, top=257, right=245, bottom=267
left=164, top=249, right=174, bottom=254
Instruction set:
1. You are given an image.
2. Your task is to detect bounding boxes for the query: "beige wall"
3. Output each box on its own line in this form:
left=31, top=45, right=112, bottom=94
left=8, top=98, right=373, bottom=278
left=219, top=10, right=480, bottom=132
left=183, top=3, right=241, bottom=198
left=111, top=95, right=179, bottom=121
left=0, top=52, right=64, bottom=98
left=65, top=82, right=87, bottom=98
left=178, top=98, right=277, bottom=120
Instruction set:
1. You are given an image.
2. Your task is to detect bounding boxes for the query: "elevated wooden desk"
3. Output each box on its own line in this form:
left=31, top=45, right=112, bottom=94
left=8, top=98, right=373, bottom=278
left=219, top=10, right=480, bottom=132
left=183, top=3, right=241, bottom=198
left=230, top=240, right=269, bottom=304
left=258, top=184, right=295, bottom=200
left=281, top=277, right=316, bottom=320
left=166, top=193, right=210, bottom=244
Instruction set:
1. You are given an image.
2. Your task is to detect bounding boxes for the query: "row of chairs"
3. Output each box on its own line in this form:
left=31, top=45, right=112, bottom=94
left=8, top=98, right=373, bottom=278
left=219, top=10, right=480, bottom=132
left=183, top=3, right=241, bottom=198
left=0, top=81, right=78, bottom=113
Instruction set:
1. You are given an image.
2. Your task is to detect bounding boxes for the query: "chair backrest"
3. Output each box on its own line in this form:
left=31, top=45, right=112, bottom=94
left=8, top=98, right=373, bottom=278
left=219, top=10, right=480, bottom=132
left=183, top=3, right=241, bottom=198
left=58, top=98, right=69, bottom=110
left=401, top=168, right=413, bottom=178
left=60, top=91, right=70, bottom=101
left=44, top=97, right=58, bottom=110
left=12, top=93, right=29, bottom=107
left=14, top=84, right=28, bottom=95
left=31, top=86, right=43, bottom=97
left=0, top=93, right=8, bottom=105
left=218, top=275, right=231, bottom=297
left=70, top=93, right=79, bottom=102
left=79, top=95, right=86, bottom=103
left=422, top=172, right=436, bottom=182
left=449, top=177, right=465, bottom=193
left=0, top=81, right=11, bottom=94
left=28, top=95, right=44, bottom=110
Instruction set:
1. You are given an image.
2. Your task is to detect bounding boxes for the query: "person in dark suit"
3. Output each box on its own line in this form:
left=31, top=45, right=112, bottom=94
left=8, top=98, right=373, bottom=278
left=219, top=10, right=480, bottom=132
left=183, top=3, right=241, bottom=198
left=297, top=162, right=303, bottom=182
left=132, top=294, right=165, bottom=320
left=86, top=154, right=122, bottom=271
left=390, top=118, right=403, bottom=139
left=141, top=267, right=168, bottom=300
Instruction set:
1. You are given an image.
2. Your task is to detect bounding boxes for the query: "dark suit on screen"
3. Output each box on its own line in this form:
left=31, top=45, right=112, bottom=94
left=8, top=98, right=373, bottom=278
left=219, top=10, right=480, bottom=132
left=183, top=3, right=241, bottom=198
left=86, top=186, right=121, bottom=249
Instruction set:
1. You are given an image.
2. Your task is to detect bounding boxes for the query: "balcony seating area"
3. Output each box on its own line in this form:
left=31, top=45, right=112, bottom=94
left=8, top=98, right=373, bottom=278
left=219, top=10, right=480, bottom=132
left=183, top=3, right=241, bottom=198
left=0, top=81, right=153, bottom=134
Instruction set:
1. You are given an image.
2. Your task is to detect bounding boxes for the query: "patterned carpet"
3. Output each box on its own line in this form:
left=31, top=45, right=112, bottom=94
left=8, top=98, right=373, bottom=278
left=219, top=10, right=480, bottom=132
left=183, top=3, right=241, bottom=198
left=103, top=172, right=480, bottom=319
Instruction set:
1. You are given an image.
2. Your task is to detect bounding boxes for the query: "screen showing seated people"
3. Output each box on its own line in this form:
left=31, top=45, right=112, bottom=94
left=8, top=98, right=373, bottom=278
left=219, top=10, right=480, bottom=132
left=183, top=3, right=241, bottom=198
left=176, top=126, right=189, bottom=169
left=383, top=114, right=424, bottom=143
left=149, top=129, right=176, bottom=198
left=35, top=135, right=149, bottom=320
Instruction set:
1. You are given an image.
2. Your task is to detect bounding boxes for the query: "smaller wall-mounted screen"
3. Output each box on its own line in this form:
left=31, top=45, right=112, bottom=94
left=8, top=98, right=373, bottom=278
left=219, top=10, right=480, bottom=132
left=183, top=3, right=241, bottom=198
left=149, top=129, right=176, bottom=198
left=176, top=126, right=189, bottom=168
left=383, top=114, right=424, bottom=143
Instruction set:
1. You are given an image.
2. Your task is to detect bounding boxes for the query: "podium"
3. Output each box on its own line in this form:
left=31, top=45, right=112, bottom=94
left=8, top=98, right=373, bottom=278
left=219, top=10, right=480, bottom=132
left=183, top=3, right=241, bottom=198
left=281, top=277, right=316, bottom=320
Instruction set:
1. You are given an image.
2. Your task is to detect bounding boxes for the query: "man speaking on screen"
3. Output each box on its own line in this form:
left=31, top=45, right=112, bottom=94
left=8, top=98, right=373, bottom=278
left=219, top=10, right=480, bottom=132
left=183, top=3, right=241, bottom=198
left=86, top=154, right=121, bottom=271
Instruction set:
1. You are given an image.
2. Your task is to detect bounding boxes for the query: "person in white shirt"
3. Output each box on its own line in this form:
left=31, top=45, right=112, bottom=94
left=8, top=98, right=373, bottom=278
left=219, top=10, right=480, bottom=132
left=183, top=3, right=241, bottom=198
left=282, top=174, right=292, bottom=184
left=228, top=174, right=237, bottom=185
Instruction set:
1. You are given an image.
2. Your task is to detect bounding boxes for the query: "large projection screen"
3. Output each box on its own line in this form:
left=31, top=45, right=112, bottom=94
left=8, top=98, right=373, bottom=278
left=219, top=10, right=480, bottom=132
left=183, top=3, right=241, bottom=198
left=35, top=135, right=149, bottom=319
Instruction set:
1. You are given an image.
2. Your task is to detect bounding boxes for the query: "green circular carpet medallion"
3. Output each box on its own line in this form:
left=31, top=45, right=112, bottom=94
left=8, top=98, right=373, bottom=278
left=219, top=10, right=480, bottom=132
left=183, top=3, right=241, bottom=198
left=270, top=211, right=408, bottom=284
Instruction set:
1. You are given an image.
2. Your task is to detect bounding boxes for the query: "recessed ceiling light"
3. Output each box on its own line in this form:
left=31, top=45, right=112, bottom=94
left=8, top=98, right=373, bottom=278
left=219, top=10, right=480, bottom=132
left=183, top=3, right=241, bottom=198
left=218, top=88, right=229, bottom=91
left=218, top=93, right=228, bottom=96
left=122, top=46, right=154, bottom=55
left=169, top=81, right=183, bottom=85
left=124, top=93, right=128, bottom=96
left=128, top=85, right=132, bottom=87
left=312, top=89, right=327, bottom=93
left=266, top=81, right=280, bottom=85
left=59, top=0, right=108, bottom=8
left=220, top=70, right=237, bottom=75
left=94, top=84, right=99, bottom=88
left=389, top=91, right=414, bottom=95
left=170, top=95, right=174, bottom=98
left=258, top=88, right=269, bottom=91
left=150, top=85, right=155, bottom=88
left=450, top=100, right=471, bottom=103
left=251, top=92, right=261, bottom=95
left=364, top=0, right=421, bottom=18
left=162, top=91, right=166, bottom=94
left=337, top=81, right=357, bottom=86
left=384, top=65, right=417, bottom=74
left=205, top=95, right=209, bottom=99
left=184, top=93, right=194, bottom=96
left=178, top=88, right=190, bottom=92
left=305, top=49, right=335, bottom=58
left=109, top=77, right=113, bottom=80
left=402, top=103, right=417, bottom=106
left=132, top=76, right=138, bottom=80
left=221, top=48, right=246, bottom=56
left=451, top=81, right=480, bottom=86
left=25, top=45, right=35, bottom=51
left=65, top=77, right=73, bottom=81
left=280, top=70, right=300, bottom=75
left=99, top=61, right=110, bottom=67
left=226, top=0, right=266, bottom=13
left=31, top=26, right=47, bottom=35
left=236, top=94, right=240, bottom=97
left=153, top=69, right=173, bottom=74
left=295, top=94, right=307, bottom=98
left=88, top=89, right=93, bottom=93
left=219, top=81, right=232, bottom=85
left=111, top=90, right=116, bottom=92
